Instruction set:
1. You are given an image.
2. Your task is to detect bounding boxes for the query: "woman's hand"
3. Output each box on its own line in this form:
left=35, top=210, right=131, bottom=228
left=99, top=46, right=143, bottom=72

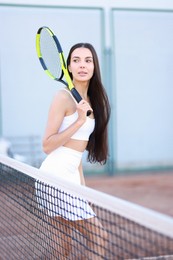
left=76, top=100, right=93, bottom=121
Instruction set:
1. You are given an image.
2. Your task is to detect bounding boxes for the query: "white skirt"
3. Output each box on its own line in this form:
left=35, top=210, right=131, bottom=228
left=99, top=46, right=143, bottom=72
left=36, top=146, right=96, bottom=221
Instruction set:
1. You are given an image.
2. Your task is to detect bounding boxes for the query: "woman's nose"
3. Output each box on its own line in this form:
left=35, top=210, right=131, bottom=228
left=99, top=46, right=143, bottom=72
left=80, top=62, right=85, bottom=68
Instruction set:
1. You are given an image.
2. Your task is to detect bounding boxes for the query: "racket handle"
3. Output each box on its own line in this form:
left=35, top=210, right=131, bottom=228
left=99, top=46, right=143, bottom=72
left=70, top=88, right=92, bottom=116
left=71, top=88, right=82, bottom=102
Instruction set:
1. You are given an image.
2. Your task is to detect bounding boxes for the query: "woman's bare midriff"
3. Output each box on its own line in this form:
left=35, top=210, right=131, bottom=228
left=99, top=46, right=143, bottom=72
left=63, top=139, right=88, bottom=152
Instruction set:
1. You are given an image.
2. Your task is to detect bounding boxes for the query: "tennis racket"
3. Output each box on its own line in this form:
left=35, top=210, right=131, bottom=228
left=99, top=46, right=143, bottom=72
left=36, top=26, right=91, bottom=116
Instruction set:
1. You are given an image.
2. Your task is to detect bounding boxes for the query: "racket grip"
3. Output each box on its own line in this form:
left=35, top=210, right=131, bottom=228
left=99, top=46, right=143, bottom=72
left=71, top=88, right=82, bottom=102
left=71, top=88, right=92, bottom=116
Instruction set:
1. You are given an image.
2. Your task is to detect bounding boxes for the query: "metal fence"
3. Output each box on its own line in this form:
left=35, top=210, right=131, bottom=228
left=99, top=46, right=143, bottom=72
left=5, top=135, right=45, bottom=168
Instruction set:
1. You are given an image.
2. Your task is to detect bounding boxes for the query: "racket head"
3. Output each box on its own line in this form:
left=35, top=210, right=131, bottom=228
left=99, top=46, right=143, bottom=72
left=36, top=26, right=67, bottom=84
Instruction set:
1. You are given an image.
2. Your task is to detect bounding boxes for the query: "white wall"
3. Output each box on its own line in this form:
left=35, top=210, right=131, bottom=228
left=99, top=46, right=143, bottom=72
left=112, top=10, right=173, bottom=170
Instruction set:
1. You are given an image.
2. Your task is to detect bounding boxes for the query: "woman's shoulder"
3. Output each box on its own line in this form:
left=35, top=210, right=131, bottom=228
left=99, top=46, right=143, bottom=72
left=55, top=88, right=77, bottom=104
left=48, top=89, right=72, bottom=116
left=50, top=88, right=76, bottom=113
left=54, top=88, right=72, bottom=100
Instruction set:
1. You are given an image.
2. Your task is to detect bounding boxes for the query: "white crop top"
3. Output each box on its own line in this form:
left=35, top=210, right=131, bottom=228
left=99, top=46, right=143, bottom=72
left=58, top=89, right=95, bottom=141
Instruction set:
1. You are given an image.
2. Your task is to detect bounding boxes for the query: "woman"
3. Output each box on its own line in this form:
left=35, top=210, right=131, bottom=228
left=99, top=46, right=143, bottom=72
left=38, top=43, right=111, bottom=259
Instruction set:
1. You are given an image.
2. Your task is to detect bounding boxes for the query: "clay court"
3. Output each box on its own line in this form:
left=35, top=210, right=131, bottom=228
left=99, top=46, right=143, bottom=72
left=86, top=170, right=173, bottom=218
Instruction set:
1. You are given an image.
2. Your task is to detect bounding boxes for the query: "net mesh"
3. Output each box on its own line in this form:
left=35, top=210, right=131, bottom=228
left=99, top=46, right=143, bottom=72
left=0, top=156, right=173, bottom=260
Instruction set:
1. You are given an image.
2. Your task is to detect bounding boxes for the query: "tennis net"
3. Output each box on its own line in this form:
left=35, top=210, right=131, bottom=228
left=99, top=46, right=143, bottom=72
left=0, top=155, right=173, bottom=259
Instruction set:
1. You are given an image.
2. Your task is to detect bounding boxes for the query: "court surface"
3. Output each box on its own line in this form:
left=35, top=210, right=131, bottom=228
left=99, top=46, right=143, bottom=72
left=86, top=171, right=173, bottom=217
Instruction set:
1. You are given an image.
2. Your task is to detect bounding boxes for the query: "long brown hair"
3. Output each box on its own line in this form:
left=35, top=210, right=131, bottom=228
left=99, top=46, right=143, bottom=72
left=67, top=43, right=111, bottom=164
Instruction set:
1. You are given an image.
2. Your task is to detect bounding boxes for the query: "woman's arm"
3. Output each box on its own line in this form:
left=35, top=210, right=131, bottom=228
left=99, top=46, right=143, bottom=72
left=78, top=160, right=85, bottom=186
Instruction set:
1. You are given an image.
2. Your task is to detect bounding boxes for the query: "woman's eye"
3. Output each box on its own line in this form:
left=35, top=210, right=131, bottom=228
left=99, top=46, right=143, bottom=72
left=74, top=59, right=79, bottom=63
left=86, top=59, right=92, bottom=63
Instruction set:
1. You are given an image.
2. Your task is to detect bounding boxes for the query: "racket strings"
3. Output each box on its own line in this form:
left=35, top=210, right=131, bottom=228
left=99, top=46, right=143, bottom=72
left=40, top=29, right=62, bottom=79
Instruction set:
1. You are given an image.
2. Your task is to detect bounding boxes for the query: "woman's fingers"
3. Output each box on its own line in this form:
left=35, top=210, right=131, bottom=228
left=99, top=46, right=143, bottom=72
left=78, top=100, right=92, bottom=112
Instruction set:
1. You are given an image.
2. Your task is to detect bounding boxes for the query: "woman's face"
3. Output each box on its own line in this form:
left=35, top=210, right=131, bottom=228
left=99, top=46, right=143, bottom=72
left=68, top=47, right=94, bottom=83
